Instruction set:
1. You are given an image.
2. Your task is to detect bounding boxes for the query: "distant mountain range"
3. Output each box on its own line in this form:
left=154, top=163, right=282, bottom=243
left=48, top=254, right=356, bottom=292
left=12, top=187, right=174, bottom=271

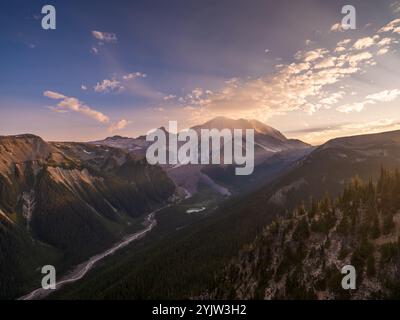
left=91, top=117, right=312, bottom=195
left=93, top=116, right=310, bottom=158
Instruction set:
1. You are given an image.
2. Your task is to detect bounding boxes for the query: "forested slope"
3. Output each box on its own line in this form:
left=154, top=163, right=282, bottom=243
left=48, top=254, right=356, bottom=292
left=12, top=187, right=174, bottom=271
left=214, top=168, right=400, bottom=299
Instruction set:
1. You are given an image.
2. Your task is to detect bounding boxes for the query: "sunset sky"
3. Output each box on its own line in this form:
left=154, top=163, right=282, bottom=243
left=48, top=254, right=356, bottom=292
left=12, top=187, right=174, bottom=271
left=1, top=0, right=400, bottom=145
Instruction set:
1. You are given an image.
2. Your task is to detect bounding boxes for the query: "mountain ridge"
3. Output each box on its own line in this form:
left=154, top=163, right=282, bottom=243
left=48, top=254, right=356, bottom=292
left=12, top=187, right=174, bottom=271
left=90, top=117, right=312, bottom=196
left=94, top=116, right=310, bottom=146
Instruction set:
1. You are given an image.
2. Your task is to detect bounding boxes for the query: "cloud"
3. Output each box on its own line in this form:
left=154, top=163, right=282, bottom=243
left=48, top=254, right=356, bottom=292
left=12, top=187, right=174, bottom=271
left=94, top=79, right=124, bottom=93
left=48, top=106, right=68, bottom=114
left=289, top=119, right=400, bottom=145
left=91, top=47, right=99, bottom=55
left=296, top=48, right=328, bottom=62
left=319, top=91, right=345, bottom=105
left=330, top=23, right=344, bottom=32
left=108, top=119, right=130, bottom=132
left=122, top=72, right=146, bottom=80
left=81, top=85, right=87, bottom=90
left=336, top=102, right=365, bottom=113
left=286, top=62, right=310, bottom=74
left=337, top=39, right=352, bottom=46
left=353, top=37, right=376, bottom=50
left=366, top=89, right=400, bottom=102
left=336, top=89, right=400, bottom=113
left=379, top=18, right=400, bottom=33
left=163, top=94, right=176, bottom=101
left=377, top=37, right=395, bottom=46
left=91, top=30, right=117, bottom=43
left=45, top=91, right=130, bottom=132
left=334, top=46, right=346, bottom=53
left=314, top=57, right=337, bottom=69
left=377, top=47, right=390, bottom=55
left=44, top=91, right=110, bottom=123
left=44, top=91, right=66, bottom=99
left=345, top=52, right=373, bottom=67
left=93, top=72, right=148, bottom=95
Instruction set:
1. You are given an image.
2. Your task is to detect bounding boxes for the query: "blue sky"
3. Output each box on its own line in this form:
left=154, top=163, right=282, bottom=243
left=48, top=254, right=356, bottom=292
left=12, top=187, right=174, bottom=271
left=1, top=0, right=400, bottom=144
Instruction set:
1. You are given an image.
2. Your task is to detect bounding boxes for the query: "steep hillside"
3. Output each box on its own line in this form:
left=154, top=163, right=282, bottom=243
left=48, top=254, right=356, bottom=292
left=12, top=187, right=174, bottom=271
left=213, top=168, right=400, bottom=299
left=0, top=134, right=175, bottom=299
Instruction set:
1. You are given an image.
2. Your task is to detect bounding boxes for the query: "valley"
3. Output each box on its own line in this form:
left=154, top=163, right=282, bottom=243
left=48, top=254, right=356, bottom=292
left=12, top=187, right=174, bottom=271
left=46, top=128, right=400, bottom=300
left=4, top=0, right=400, bottom=304
left=2, top=119, right=400, bottom=300
left=21, top=206, right=161, bottom=300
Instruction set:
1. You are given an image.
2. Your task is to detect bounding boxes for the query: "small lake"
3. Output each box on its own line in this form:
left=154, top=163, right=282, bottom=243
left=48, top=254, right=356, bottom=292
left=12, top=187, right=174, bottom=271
left=186, top=207, right=206, bottom=214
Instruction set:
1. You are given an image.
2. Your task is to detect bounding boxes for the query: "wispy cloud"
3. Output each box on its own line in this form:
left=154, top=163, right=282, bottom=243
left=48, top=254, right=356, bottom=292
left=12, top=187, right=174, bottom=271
left=91, top=47, right=99, bottom=55
left=44, top=91, right=66, bottom=100
left=94, top=79, right=124, bottom=93
left=337, top=89, right=400, bottom=113
left=44, top=90, right=110, bottom=123
left=122, top=72, right=146, bottom=80
left=366, top=89, right=400, bottom=102
left=91, top=30, right=117, bottom=43
left=288, top=119, right=400, bottom=145
left=336, top=102, right=365, bottom=113
left=379, top=18, right=400, bottom=33
left=337, top=39, right=351, bottom=46
left=163, top=94, right=176, bottom=101
left=44, top=91, right=131, bottom=134
left=108, top=119, right=130, bottom=132
left=93, top=72, right=156, bottom=99
left=353, top=37, right=377, bottom=50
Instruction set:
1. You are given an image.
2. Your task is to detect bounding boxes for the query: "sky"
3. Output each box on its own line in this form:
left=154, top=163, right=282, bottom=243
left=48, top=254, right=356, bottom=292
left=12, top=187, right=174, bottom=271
left=1, top=0, right=400, bottom=145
